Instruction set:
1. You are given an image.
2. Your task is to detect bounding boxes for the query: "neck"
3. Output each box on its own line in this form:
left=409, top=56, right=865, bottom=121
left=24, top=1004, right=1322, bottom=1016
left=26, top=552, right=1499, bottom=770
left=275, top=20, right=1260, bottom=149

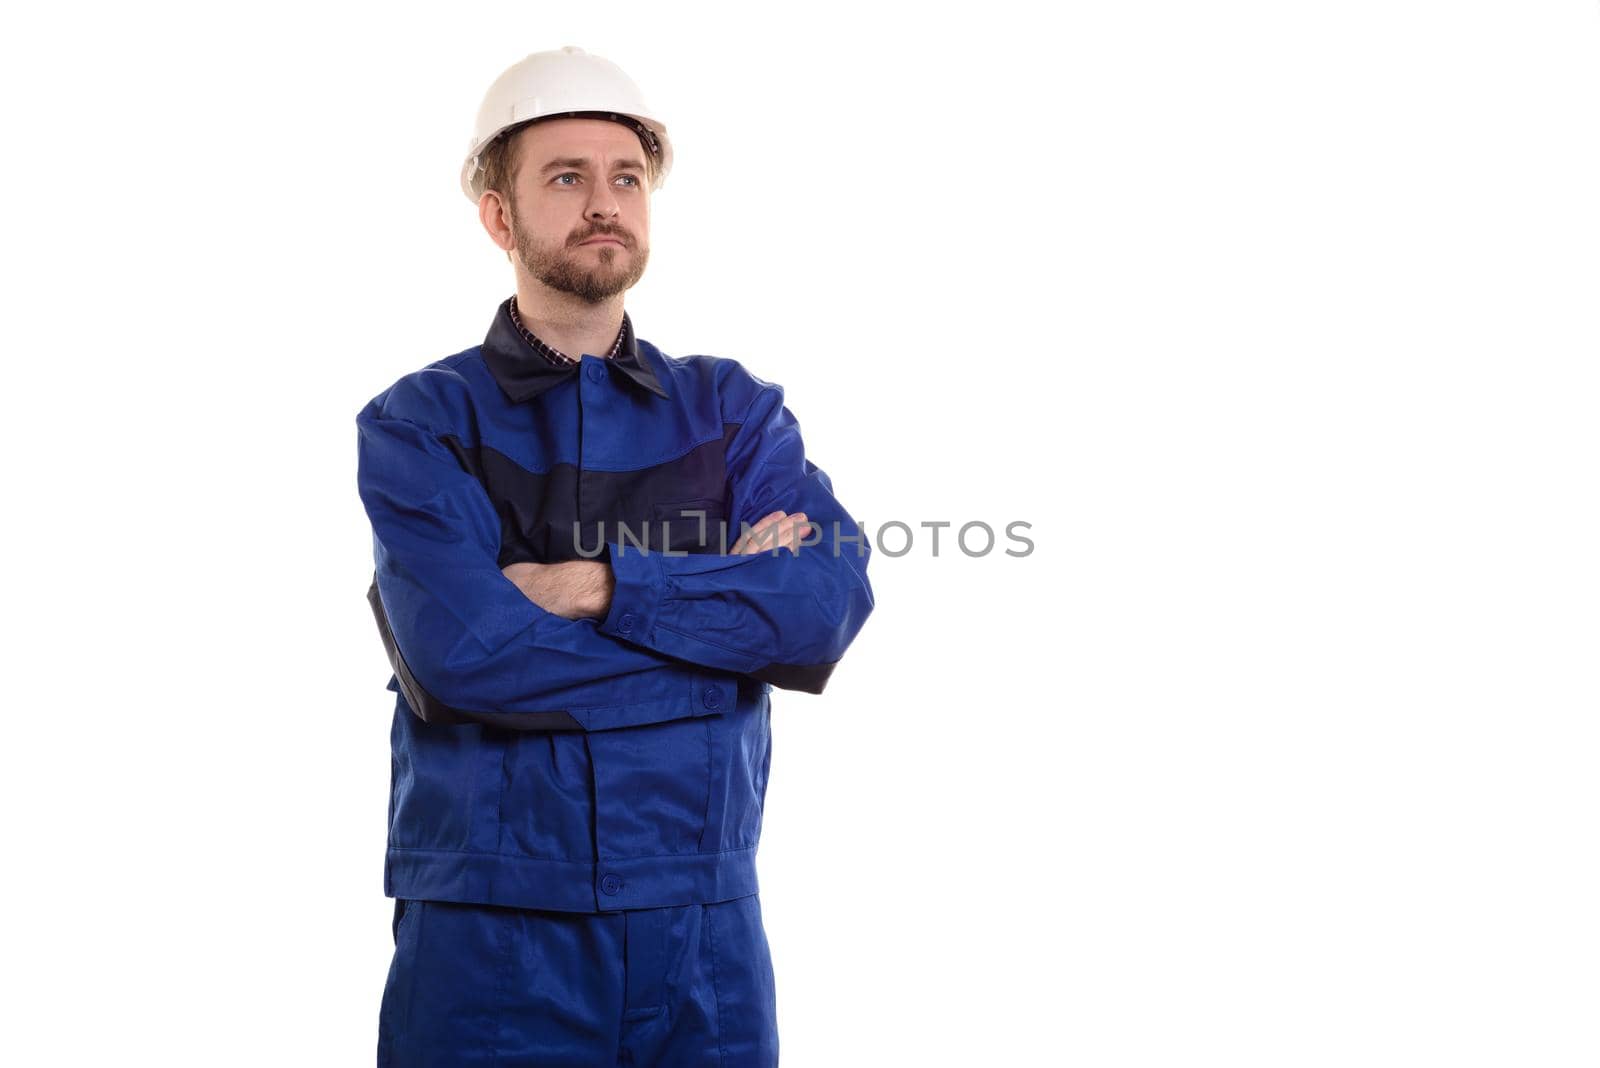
left=512, top=280, right=625, bottom=360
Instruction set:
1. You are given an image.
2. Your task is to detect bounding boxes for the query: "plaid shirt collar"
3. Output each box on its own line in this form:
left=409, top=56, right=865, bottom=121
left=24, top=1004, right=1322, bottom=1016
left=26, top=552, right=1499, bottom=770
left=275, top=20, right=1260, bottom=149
left=482, top=295, right=670, bottom=403
left=508, top=293, right=624, bottom=364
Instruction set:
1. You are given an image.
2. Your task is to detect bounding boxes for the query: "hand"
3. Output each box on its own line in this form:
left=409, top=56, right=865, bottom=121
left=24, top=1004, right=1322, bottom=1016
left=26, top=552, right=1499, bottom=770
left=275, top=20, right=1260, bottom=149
left=501, top=559, right=615, bottom=620
left=730, top=510, right=812, bottom=555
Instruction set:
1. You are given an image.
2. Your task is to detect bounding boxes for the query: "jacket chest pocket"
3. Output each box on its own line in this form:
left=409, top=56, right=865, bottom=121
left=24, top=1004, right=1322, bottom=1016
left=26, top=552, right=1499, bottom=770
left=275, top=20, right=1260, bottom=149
left=648, top=496, right=728, bottom=555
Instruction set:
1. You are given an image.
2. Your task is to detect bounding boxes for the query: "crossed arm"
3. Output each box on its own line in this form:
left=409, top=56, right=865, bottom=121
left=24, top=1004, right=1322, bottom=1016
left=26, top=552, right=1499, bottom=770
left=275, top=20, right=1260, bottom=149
left=359, top=372, right=874, bottom=729
left=502, top=509, right=814, bottom=620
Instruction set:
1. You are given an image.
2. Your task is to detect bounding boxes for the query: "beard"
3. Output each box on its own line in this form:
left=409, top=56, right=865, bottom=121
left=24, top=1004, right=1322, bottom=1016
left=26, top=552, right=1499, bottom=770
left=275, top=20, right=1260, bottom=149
left=512, top=219, right=649, bottom=303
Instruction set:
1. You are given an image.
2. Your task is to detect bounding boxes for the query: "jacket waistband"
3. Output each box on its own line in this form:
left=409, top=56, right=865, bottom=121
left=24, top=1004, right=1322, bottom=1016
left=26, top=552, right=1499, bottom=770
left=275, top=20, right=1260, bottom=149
left=385, top=843, right=760, bottom=913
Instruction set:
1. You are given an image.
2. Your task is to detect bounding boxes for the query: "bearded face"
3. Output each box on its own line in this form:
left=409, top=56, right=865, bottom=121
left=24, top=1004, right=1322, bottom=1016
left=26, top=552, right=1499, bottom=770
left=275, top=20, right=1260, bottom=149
left=499, top=117, right=654, bottom=304
left=511, top=213, right=649, bottom=303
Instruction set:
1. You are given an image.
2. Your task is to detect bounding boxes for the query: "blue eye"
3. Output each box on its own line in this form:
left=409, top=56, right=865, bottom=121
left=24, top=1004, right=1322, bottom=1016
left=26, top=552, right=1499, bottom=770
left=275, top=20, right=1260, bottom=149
left=616, top=174, right=640, bottom=187
left=554, top=173, right=579, bottom=185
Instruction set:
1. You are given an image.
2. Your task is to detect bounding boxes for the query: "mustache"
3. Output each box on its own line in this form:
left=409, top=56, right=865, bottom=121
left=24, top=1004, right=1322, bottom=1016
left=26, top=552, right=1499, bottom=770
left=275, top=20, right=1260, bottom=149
left=572, top=226, right=634, bottom=247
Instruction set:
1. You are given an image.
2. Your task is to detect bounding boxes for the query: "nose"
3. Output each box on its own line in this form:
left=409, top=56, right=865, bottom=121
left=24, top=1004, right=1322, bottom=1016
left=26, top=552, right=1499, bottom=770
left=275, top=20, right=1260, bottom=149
left=585, top=182, right=621, bottom=222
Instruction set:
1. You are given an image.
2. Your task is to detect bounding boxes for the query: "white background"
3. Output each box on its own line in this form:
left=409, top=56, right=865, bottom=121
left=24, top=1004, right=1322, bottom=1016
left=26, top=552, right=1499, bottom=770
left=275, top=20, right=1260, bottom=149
left=3, top=2, right=1597, bottom=1064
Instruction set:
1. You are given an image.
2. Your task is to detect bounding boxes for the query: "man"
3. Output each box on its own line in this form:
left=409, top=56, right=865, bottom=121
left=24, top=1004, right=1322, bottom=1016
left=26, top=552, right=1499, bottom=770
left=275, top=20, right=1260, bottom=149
left=355, top=46, right=875, bottom=1066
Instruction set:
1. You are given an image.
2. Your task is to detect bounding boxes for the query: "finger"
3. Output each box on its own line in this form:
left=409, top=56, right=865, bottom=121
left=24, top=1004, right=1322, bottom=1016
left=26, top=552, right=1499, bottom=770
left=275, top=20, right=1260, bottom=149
left=734, top=525, right=783, bottom=554
left=737, top=520, right=788, bottom=555
left=751, top=513, right=809, bottom=554
left=731, top=511, right=788, bottom=555
left=782, top=513, right=811, bottom=553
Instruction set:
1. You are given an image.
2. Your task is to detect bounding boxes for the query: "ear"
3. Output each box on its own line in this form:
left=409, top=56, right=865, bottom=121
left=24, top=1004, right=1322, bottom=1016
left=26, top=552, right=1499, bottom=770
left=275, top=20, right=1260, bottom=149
left=478, top=189, right=516, bottom=253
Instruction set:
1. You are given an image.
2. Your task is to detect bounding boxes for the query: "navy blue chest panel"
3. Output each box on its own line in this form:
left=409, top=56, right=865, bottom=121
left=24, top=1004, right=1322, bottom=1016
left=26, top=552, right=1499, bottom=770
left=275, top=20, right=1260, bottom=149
left=440, top=422, right=743, bottom=564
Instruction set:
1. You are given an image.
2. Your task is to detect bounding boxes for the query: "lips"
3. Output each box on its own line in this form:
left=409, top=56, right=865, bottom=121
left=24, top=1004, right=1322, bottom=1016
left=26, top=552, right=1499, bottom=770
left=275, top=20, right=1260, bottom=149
left=579, top=235, right=626, bottom=247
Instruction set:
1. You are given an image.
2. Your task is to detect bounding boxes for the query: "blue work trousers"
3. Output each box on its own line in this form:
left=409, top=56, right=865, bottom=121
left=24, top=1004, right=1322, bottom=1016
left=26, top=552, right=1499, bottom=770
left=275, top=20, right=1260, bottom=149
left=378, top=894, right=779, bottom=1066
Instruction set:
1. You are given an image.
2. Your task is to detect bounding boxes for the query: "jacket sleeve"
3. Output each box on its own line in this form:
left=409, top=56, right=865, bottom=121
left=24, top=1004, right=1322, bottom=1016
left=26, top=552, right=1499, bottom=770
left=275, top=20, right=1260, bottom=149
left=356, top=396, right=741, bottom=732
left=596, top=381, right=875, bottom=694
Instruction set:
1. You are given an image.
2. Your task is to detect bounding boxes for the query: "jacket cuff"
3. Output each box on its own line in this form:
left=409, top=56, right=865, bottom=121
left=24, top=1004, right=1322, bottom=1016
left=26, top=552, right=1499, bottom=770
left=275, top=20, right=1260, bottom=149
left=600, top=541, right=666, bottom=644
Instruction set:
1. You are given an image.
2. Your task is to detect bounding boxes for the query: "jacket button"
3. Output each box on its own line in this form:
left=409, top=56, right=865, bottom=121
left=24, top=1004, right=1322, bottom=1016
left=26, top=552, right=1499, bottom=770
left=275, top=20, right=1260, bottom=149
left=618, top=613, right=634, bottom=633
left=586, top=363, right=604, bottom=382
left=600, top=873, right=624, bottom=895
left=703, top=687, right=722, bottom=710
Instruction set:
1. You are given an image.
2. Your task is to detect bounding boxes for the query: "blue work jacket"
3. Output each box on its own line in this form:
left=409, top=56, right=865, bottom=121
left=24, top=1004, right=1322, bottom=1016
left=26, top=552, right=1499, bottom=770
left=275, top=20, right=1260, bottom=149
left=355, top=298, right=875, bottom=913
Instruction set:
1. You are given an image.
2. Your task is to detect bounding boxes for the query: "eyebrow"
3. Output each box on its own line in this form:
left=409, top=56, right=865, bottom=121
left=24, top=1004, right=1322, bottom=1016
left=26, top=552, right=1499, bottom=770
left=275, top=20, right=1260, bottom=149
left=538, top=157, right=648, bottom=175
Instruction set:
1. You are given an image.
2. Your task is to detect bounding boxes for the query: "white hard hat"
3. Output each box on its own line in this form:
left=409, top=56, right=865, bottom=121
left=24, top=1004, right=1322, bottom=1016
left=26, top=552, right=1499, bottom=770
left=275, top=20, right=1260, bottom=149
left=460, top=46, right=673, bottom=203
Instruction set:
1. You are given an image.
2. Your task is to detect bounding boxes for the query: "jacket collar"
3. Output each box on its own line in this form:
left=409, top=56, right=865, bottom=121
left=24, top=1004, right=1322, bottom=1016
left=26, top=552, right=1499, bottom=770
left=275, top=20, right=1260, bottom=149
left=481, top=296, right=670, bottom=403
